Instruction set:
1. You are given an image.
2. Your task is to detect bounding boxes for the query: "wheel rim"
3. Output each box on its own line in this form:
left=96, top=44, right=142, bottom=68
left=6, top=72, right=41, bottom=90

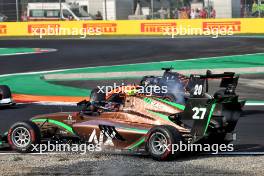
left=11, top=127, right=31, bottom=148
left=149, top=132, right=169, bottom=155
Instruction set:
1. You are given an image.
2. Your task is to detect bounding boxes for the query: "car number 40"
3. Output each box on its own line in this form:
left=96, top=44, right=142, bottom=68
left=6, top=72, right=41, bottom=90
left=192, top=107, right=207, bottom=119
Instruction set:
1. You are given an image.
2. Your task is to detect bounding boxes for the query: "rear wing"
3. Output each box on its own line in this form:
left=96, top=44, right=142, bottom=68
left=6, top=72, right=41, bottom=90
left=182, top=71, right=241, bottom=141
left=199, top=71, right=239, bottom=89
left=186, top=70, right=239, bottom=96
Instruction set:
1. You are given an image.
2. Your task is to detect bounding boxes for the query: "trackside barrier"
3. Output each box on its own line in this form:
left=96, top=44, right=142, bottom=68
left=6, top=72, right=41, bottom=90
left=0, top=18, right=264, bottom=37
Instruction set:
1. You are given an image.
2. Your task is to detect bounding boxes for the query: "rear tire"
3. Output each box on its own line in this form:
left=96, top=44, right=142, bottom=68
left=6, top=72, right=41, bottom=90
left=145, top=125, right=183, bottom=161
left=8, top=121, right=41, bottom=153
left=90, top=88, right=106, bottom=102
left=0, top=85, right=11, bottom=99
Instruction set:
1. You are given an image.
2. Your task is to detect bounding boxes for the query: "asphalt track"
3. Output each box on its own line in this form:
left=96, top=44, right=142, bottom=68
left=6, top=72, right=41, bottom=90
left=1, top=37, right=264, bottom=74
left=0, top=37, right=263, bottom=154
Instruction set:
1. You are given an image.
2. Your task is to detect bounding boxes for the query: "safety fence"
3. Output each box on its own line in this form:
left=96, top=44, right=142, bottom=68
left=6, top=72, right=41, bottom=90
left=0, top=18, right=264, bottom=37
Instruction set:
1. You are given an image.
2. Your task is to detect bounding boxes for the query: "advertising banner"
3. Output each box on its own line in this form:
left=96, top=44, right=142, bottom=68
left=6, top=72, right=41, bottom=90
left=0, top=18, right=263, bottom=37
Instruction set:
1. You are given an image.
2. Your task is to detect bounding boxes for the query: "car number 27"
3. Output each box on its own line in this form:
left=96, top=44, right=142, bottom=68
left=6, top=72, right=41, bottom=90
left=192, top=107, right=207, bottom=119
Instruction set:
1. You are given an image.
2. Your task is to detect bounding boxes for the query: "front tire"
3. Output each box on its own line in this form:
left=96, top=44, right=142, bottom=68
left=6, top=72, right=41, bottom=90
left=145, top=125, right=183, bottom=161
left=8, top=121, right=41, bottom=153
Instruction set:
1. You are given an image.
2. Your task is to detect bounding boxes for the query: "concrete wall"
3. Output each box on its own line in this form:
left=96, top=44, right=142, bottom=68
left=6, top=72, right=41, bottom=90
left=66, top=0, right=133, bottom=20
left=66, top=0, right=103, bottom=16
left=88, top=0, right=103, bottom=15
left=212, top=0, right=241, bottom=18
left=213, top=0, right=232, bottom=18
left=103, top=0, right=116, bottom=20
left=0, top=0, right=17, bottom=21
left=139, top=0, right=170, bottom=10
left=232, top=0, right=241, bottom=18
left=102, top=0, right=134, bottom=20
left=116, top=0, right=133, bottom=19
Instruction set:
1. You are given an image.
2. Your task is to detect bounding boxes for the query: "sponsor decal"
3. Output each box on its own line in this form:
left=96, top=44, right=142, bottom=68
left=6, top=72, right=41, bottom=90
left=63, top=114, right=77, bottom=124
left=0, top=25, right=7, bottom=34
left=144, top=97, right=168, bottom=110
left=88, top=129, right=114, bottom=146
left=202, top=21, right=241, bottom=32
left=32, top=119, right=75, bottom=134
left=83, top=23, right=117, bottom=33
left=141, top=22, right=176, bottom=33
left=28, top=24, right=60, bottom=34
left=156, top=98, right=185, bottom=110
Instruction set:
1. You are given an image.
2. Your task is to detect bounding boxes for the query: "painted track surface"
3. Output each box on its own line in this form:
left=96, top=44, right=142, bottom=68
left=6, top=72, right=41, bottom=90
left=0, top=37, right=263, bottom=154
left=1, top=37, right=264, bottom=74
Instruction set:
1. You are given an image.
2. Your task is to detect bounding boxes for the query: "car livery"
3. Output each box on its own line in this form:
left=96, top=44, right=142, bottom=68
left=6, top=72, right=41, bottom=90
left=2, top=71, right=245, bottom=161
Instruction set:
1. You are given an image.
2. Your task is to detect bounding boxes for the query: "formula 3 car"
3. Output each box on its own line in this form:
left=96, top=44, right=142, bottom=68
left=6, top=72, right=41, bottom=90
left=3, top=71, right=245, bottom=161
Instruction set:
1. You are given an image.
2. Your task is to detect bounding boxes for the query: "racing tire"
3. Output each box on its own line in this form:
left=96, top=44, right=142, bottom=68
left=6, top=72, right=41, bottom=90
left=90, top=88, right=106, bottom=102
left=0, top=85, right=11, bottom=99
left=8, top=121, right=41, bottom=153
left=145, top=125, right=183, bottom=161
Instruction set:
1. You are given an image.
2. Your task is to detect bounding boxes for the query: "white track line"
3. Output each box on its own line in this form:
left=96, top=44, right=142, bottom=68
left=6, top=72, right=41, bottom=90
left=43, top=67, right=264, bottom=80
left=1, top=151, right=264, bottom=155
left=17, top=102, right=77, bottom=106
left=245, top=102, right=264, bottom=106
left=0, top=48, right=57, bottom=57
left=211, top=152, right=264, bottom=155
left=0, top=152, right=62, bottom=155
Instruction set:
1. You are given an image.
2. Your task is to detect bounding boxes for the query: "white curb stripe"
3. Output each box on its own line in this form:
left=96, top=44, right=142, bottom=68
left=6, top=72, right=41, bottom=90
left=245, top=102, right=264, bottom=106
left=43, top=67, right=264, bottom=80
left=0, top=48, right=57, bottom=57
left=212, top=152, right=264, bottom=155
